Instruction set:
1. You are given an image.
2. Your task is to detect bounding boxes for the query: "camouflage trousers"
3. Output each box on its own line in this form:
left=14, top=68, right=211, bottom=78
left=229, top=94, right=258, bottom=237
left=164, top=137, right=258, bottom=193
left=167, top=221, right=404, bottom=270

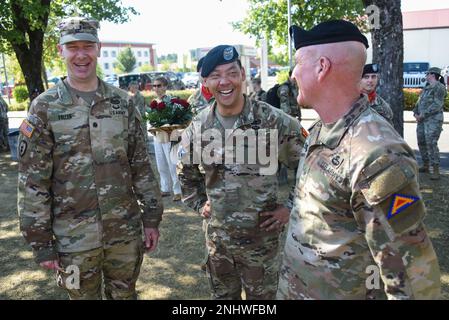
left=56, top=239, right=144, bottom=300
left=0, top=117, right=9, bottom=152
left=205, top=225, right=281, bottom=300
left=417, top=120, right=443, bottom=165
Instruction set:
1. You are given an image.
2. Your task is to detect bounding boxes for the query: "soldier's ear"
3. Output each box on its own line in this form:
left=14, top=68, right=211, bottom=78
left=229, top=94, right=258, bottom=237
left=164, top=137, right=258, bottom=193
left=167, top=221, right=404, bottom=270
left=57, top=44, right=64, bottom=57
left=317, top=56, right=331, bottom=82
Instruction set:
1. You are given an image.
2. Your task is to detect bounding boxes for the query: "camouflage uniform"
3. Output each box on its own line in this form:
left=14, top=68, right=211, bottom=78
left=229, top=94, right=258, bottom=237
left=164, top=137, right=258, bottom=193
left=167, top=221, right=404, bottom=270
left=0, top=95, right=9, bottom=152
left=188, top=88, right=213, bottom=115
left=369, top=94, right=393, bottom=125
left=177, top=96, right=306, bottom=299
left=248, top=89, right=267, bottom=103
left=17, top=78, right=163, bottom=299
left=413, top=81, right=447, bottom=167
left=278, top=81, right=301, bottom=120
left=133, top=89, right=146, bottom=119
left=277, top=96, right=441, bottom=300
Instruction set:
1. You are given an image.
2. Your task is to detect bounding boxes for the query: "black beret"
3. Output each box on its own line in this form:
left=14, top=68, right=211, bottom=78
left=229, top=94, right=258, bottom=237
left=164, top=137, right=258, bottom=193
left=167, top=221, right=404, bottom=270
left=289, top=19, right=369, bottom=50
left=201, top=45, right=239, bottom=77
left=362, top=63, right=379, bottom=76
left=197, top=57, right=205, bottom=72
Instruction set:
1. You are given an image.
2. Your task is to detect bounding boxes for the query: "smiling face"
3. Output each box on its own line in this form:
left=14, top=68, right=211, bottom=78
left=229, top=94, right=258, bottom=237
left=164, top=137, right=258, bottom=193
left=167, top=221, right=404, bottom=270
left=58, top=41, right=100, bottom=86
left=204, top=61, right=246, bottom=111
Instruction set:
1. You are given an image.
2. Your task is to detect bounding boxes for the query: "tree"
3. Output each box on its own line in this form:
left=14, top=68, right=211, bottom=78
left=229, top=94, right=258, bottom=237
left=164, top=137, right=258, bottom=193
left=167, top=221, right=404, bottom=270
left=233, top=0, right=365, bottom=59
left=0, top=1, right=137, bottom=99
left=234, top=0, right=405, bottom=134
left=363, top=0, right=404, bottom=136
left=116, top=47, right=137, bottom=74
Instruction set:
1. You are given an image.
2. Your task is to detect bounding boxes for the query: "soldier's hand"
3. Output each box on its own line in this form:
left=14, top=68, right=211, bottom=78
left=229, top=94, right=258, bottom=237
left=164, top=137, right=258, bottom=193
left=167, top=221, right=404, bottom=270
left=259, top=205, right=290, bottom=232
left=144, top=227, right=160, bottom=252
left=39, top=260, right=63, bottom=271
left=200, top=200, right=211, bottom=219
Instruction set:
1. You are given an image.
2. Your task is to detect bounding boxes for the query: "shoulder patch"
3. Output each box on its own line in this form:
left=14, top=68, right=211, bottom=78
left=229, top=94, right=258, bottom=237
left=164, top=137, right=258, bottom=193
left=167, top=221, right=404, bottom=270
left=19, top=119, right=35, bottom=138
left=387, top=194, right=419, bottom=220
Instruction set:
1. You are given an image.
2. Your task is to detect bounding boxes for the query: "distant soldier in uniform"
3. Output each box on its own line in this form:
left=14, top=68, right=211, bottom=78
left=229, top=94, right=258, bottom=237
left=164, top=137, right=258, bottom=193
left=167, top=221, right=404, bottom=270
left=360, top=63, right=394, bottom=124
left=278, top=69, right=302, bottom=121
left=248, top=77, right=267, bottom=102
left=17, top=17, right=163, bottom=300
left=188, top=57, right=214, bottom=115
left=277, top=20, right=441, bottom=300
left=0, top=95, right=9, bottom=152
left=177, top=45, right=307, bottom=300
left=128, top=80, right=146, bottom=118
left=413, top=67, right=447, bottom=180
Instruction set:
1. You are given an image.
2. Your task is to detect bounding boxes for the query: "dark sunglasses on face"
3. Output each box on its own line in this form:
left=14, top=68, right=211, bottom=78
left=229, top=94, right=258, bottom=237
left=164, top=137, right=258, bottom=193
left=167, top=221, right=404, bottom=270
left=153, top=84, right=163, bottom=88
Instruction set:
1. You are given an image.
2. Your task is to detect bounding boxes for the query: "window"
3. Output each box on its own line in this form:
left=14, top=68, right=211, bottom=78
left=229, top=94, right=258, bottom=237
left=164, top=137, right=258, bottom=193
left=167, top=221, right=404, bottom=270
left=103, top=50, right=108, bottom=58
left=138, top=62, right=142, bottom=67
left=104, top=63, right=109, bottom=70
left=137, top=51, right=142, bottom=57
left=111, top=51, right=116, bottom=58
left=144, top=51, right=149, bottom=57
left=113, top=63, right=117, bottom=68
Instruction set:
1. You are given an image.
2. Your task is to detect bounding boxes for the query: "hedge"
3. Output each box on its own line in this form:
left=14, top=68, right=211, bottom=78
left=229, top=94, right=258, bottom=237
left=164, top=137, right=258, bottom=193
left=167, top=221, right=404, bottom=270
left=403, top=88, right=449, bottom=111
left=7, top=88, right=449, bottom=112
left=13, top=85, right=29, bottom=103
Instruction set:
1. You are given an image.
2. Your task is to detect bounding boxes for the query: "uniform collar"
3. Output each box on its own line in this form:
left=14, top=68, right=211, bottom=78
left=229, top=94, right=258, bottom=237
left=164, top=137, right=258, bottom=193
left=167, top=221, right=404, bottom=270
left=56, top=77, right=116, bottom=106
left=203, top=94, right=254, bottom=130
left=310, top=95, right=370, bottom=149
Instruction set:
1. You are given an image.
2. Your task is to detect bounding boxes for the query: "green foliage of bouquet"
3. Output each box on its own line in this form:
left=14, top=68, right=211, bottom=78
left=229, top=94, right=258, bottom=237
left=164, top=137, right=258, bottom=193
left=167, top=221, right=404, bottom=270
left=143, top=95, right=193, bottom=129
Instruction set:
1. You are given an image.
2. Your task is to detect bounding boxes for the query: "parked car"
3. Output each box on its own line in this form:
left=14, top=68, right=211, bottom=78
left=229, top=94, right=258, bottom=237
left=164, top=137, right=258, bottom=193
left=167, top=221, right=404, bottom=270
left=143, top=71, right=186, bottom=90
left=182, top=72, right=200, bottom=88
left=104, top=74, right=119, bottom=87
left=403, top=62, right=429, bottom=88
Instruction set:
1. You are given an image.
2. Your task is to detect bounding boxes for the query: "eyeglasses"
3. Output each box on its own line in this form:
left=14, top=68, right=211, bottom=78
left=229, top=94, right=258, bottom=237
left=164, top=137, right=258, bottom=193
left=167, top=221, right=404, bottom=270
left=153, top=84, right=163, bottom=88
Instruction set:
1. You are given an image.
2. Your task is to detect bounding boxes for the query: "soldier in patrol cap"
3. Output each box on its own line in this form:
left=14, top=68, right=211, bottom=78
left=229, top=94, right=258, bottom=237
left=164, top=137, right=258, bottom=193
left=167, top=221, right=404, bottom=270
left=128, top=80, right=147, bottom=121
left=413, top=67, right=447, bottom=180
left=277, top=19, right=440, bottom=300
left=17, top=16, right=163, bottom=300
left=360, top=63, right=394, bottom=124
left=178, top=44, right=307, bottom=299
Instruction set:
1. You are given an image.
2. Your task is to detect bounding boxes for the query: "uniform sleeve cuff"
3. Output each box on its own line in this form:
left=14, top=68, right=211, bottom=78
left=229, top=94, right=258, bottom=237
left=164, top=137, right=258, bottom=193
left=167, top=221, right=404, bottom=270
left=143, top=218, right=161, bottom=229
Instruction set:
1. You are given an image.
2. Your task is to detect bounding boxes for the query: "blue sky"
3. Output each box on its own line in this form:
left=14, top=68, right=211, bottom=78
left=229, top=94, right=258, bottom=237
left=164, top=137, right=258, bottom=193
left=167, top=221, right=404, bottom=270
left=98, top=0, right=449, bottom=55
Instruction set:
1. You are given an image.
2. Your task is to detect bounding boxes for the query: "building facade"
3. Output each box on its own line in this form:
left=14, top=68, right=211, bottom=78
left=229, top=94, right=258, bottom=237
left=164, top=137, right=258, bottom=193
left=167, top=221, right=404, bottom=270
left=99, top=42, right=157, bottom=76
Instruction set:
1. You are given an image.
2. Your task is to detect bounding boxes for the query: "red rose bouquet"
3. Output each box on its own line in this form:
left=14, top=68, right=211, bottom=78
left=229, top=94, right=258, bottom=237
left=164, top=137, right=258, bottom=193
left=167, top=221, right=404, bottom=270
left=143, top=95, right=193, bottom=131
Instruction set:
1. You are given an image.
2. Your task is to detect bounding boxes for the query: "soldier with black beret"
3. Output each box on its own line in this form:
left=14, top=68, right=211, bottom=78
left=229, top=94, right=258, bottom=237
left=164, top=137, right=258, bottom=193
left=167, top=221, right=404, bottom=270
left=278, top=19, right=440, bottom=300
left=360, top=63, right=394, bottom=124
left=179, top=44, right=306, bottom=300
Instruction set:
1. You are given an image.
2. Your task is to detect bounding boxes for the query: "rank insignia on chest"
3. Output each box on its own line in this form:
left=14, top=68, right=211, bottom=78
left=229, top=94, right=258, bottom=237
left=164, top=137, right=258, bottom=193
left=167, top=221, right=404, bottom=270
left=19, top=119, right=35, bottom=138
left=387, top=194, right=419, bottom=220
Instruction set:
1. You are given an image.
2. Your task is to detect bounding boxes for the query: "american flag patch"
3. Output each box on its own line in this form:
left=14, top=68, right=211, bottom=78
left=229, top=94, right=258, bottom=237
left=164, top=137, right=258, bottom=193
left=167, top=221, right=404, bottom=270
left=20, top=119, right=35, bottom=138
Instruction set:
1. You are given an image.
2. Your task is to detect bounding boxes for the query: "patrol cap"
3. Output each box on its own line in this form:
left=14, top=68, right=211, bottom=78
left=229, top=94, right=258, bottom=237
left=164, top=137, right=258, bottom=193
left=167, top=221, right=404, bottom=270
left=289, top=19, right=369, bottom=50
left=201, top=45, right=239, bottom=77
left=58, top=17, right=100, bottom=45
left=426, top=67, right=441, bottom=76
left=362, top=63, right=379, bottom=76
left=197, top=57, right=205, bottom=72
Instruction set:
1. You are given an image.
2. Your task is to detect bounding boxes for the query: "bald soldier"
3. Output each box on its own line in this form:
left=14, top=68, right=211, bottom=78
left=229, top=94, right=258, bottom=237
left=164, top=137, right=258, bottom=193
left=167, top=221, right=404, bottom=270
left=277, top=20, right=441, bottom=300
left=17, top=17, right=163, bottom=300
left=178, top=45, right=306, bottom=299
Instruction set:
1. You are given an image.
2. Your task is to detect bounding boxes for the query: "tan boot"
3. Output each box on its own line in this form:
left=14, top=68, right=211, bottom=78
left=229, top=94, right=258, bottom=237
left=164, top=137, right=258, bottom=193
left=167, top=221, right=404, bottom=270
left=430, top=165, right=440, bottom=180
left=419, top=163, right=430, bottom=173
